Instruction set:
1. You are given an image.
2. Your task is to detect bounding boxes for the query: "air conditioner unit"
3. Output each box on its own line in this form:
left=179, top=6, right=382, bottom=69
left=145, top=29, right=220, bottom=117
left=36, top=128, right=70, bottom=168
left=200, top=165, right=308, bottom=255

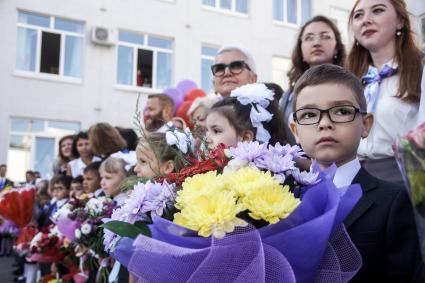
left=91, top=26, right=115, bottom=46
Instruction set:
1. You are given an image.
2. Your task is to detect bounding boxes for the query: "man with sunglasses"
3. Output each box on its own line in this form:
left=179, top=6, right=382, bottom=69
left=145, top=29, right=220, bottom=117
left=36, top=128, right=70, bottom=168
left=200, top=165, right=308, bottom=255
left=211, top=45, right=257, bottom=97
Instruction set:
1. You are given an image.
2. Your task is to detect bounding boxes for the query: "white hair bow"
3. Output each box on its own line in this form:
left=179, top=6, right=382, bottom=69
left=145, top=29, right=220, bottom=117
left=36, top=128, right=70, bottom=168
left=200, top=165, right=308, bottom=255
left=165, top=127, right=194, bottom=154
left=231, top=83, right=274, bottom=143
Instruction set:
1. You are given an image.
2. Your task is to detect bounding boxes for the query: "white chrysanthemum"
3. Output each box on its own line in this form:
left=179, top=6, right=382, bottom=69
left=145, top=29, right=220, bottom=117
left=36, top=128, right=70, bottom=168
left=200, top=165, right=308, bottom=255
left=81, top=223, right=92, bottom=235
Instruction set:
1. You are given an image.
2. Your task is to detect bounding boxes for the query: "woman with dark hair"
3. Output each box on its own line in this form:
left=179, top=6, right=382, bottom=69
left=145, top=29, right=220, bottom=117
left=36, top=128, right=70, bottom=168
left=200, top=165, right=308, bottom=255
left=52, top=135, right=74, bottom=175
left=116, top=127, right=139, bottom=151
left=280, top=15, right=346, bottom=144
left=347, top=0, right=424, bottom=183
left=66, top=131, right=101, bottom=177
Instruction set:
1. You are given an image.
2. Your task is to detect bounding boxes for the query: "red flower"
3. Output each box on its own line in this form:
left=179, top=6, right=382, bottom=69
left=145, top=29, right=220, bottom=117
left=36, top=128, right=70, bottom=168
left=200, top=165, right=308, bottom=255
left=157, top=144, right=229, bottom=186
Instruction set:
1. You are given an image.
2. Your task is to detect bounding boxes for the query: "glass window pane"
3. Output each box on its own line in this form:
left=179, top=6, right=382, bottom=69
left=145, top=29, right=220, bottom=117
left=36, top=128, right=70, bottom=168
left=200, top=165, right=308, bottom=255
left=64, top=36, right=84, bottom=78
left=18, top=11, right=49, bottom=27
left=119, top=31, right=144, bottom=45
left=156, top=52, right=172, bottom=90
left=10, top=135, right=25, bottom=149
left=148, top=36, right=172, bottom=49
left=137, top=49, right=153, bottom=87
left=202, top=0, right=216, bottom=7
left=235, top=0, right=248, bottom=13
left=11, top=118, right=44, bottom=132
left=16, top=27, right=37, bottom=72
left=40, top=32, right=61, bottom=74
left=201, top=58, right=214, bottom=93
left=273, top=0, right=284, bottom=21
left=54, top=18, right=84, bottom=33
left=220, top=0, right=231, bottom=9
left=301, top=0, right=312, bottom=24
left=287, top=0, right=297, bottom=24
left=202, top=46, right=219, bottom=57
left=47, top=121, right=80, bottom=132
left=34, top=137, right=55, bottom=179
left=117, top=45, right=134, bottom=85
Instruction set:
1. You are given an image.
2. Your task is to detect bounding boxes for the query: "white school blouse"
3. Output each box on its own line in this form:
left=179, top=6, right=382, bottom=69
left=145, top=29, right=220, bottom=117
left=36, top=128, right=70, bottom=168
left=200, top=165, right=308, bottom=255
left=357, top=61, right=424, bottom=160
left=68, top=156, right=102, bottom=178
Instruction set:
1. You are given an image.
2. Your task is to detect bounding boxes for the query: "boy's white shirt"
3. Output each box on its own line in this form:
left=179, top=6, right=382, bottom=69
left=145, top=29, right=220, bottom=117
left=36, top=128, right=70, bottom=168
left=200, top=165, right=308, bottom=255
left=332, top=158, right=361, bottom=189
left=56, top=198, right=69, bottom=209
left=94, top=188, right=104, bottom=197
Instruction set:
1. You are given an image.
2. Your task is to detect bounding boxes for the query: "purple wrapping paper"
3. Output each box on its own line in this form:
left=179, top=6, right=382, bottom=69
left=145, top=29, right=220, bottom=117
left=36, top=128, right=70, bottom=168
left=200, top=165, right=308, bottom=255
left=56, top=214, right=81, bottom=241
left=112, top=179, right=362, bottom=282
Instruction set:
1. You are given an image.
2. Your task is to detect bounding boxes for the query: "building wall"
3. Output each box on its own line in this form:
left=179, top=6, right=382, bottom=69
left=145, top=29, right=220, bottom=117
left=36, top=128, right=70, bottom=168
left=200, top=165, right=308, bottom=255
left=1, top=0, right=423, bottom=179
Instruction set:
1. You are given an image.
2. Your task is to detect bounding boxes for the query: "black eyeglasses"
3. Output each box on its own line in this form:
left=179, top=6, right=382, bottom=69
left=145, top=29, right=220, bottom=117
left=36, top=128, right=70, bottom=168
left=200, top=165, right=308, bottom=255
left=293, top=105, right=366, bottom=125
left=211, top=61, right=251, bottom=77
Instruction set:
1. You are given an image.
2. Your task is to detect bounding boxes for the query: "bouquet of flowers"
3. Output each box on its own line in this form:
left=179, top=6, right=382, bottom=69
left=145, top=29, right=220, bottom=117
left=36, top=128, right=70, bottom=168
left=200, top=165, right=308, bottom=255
left=104, top=141, right=363, bottom=282
left=0, top=185, right=35, bottom=227
left=394, top=122, right=425, bottom=260
left=55, top=194, right=115, bottom=282
left=27, top=226, right=64, bottom=263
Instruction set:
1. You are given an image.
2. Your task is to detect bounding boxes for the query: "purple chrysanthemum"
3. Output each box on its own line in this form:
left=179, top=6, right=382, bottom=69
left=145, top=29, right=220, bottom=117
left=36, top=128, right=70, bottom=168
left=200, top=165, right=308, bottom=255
left=141, top=181, right=175, bottom=217
left=255, top=152, right=296, bottom=174
left=229, top=141, right=268, bottom=162
left=290, top=169, right=320, bottom=185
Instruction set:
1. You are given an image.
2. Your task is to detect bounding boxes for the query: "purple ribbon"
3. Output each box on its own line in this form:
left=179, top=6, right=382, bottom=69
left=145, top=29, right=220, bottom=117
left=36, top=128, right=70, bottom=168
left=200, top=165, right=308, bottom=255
left=117, top=179, right=362, bottom=282
left=362, top=64, right=398, bottom=113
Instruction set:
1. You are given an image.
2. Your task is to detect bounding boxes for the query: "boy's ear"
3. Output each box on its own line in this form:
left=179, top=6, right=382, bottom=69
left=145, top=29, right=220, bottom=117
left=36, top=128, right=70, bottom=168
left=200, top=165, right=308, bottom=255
left=161, top=160, right=175, bottom=175
left=290, top=121, right=301, bottom=144
left=361, top=113, right=374, bottom=139
left=241, top=130, right=255, bottom=142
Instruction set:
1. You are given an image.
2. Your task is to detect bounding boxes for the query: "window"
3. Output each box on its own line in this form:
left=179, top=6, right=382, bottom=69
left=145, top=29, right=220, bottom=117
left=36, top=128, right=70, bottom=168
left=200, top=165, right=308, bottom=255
left=202, top=0, right=249, bottom=15
left=117, top=30, right=173, bottom=90
left=201, top=45, right=219, bottom=93
left=8, top=118, right=80, bottom=181
left=16, top=11, right=84, bottom=79
left=272, top=57, right=291, bottom=91
left=273, top=0, right=311, bottom=25
left=331, top=7, right=350, bottom=46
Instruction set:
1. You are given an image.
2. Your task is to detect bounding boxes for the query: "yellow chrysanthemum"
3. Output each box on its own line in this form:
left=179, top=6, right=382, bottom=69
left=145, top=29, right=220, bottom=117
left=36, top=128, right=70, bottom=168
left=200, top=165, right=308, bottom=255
left=175, top=171, right=224, bottom=209
left=174, top=190, right=246, bottom=238
left=222, top=166, right=279, bottom=198
left=243, top=184, right=300, bottom=224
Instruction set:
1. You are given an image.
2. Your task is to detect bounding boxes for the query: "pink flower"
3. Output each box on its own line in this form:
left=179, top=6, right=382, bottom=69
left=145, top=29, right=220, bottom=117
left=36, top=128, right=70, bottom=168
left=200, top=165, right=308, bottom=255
left=406, top=122, right=425, bottom=149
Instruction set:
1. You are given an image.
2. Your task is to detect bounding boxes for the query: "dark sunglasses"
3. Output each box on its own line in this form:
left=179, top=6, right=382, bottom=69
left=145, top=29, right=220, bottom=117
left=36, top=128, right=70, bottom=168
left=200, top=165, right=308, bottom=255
left=210, top=60, right=251, bottom=77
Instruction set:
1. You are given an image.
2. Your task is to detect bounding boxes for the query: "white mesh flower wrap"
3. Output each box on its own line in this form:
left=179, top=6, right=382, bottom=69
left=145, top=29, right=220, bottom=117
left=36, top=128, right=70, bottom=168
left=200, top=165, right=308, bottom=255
left=230, top=83, right=274, bottom=143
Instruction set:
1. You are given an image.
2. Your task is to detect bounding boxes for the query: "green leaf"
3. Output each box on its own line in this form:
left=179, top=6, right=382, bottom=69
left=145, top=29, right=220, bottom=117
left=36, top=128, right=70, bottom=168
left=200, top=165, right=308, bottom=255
left=101, top=220, right=151, bottom=239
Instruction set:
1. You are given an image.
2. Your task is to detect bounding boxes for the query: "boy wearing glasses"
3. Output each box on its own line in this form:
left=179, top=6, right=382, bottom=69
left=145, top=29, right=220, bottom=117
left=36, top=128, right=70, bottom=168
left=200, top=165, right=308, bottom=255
left=290, top=64, right=422, bottom=282
left=211, top=45, right=257, bottom=97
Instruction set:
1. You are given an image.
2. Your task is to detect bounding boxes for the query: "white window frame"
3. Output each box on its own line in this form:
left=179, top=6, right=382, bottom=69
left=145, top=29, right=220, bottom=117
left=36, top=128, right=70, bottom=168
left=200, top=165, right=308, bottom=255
left=273, top=0, right=310, bottom=27
left=271, top=56, right=291, bottom=91
left=200, top=44, right=220, bottom=93
left=15, top=11, right=84, bottom=84
left=116, top=30, right=173, bottom=93
left=202, top=0, right=249, bottom=17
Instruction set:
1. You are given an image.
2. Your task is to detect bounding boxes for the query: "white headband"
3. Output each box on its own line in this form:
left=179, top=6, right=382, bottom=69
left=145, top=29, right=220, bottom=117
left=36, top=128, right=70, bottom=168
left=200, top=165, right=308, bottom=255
left=230, top=83, right=274, bottom=143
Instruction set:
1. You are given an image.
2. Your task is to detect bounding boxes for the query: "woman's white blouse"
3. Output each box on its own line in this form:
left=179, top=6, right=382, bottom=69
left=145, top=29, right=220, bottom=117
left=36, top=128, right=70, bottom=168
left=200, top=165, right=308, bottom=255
left=68, top=156, right=102, bottom=178
left=358, top=63, right=424, bottom=160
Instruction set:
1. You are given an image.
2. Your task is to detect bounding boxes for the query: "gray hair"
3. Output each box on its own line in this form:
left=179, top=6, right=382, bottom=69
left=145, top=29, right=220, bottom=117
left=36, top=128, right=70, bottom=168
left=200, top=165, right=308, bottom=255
left=187, top=95, right=222, bottom=120
left=216, top=45, right=257, bottom=74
